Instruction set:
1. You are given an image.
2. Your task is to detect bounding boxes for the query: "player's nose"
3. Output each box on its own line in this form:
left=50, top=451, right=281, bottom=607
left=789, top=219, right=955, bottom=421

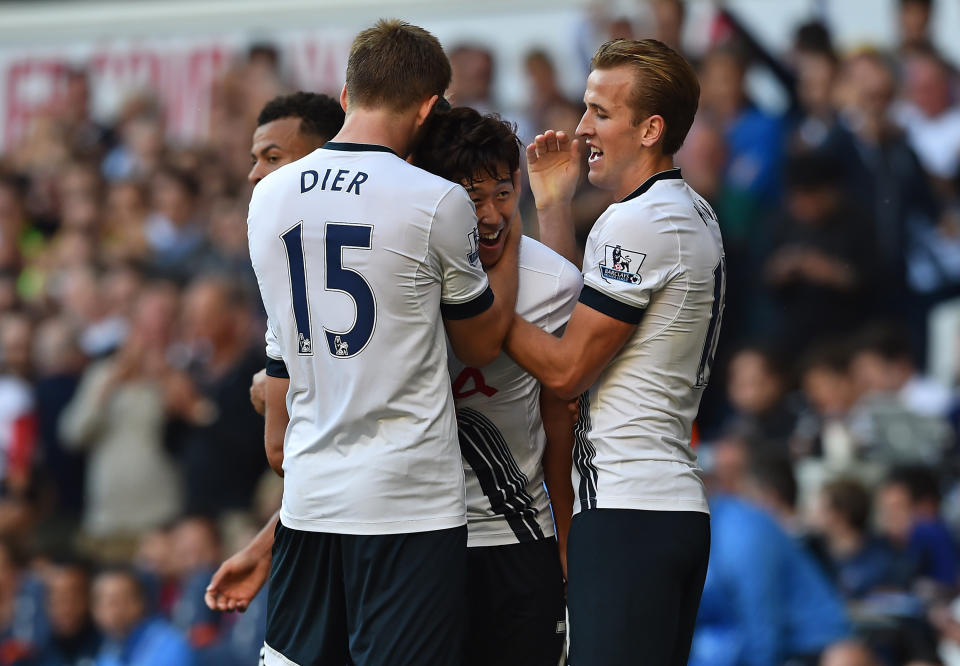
left=576, top=111, right=591, bottom=137
left=248, top=162, right=265, bottom=184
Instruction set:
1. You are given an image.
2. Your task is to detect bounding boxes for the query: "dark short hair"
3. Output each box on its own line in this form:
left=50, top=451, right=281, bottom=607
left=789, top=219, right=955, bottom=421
left=852, top=322, right=913, bottom=364
left=257, top=92, right=345, bottom=144
left=793, top=20, right=834, bottom=57
left=823, top=478, right=871, bottom=532
left=591, top=38, right=700, bottom=155
left=886, top=465, right=941, bottom=505
left=801, top=341, right=853, bottom=376
left=346, top=19, right=451, bottom=112
left=413, top=107, right=521, bottom=185
left=750, top=454, right=798, bottom=508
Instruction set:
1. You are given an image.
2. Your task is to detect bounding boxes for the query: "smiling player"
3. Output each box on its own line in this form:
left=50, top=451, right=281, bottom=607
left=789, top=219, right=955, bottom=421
left=507, top=39, right=725, bottom=666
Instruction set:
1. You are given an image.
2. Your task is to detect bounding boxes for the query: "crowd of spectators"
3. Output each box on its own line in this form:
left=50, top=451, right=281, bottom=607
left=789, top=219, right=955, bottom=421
left=0, top=0, right=956, bottom=664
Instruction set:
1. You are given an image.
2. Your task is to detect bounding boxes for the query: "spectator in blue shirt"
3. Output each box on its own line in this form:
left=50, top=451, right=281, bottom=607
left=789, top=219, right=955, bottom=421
left=691, top=494, right=850, bottom=666
left=91, top=568, right=193, bottom=666
left=877, top=465, right=958, bottom=589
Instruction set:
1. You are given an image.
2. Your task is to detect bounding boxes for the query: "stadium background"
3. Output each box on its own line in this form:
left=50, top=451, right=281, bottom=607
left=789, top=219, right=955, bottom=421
left=0, top=0, right=958, bottom=664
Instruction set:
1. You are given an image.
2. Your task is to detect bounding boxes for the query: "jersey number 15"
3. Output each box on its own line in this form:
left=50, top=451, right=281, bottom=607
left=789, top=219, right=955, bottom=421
left=281, top=221, right=377, bottom=359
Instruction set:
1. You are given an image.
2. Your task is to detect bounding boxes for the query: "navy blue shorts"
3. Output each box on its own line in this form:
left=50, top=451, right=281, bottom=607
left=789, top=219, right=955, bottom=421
left=464, top=537, right=566, bottom=666
left=263, top=522, right=466, bottom=666
left=566, top=509, right=710, bottom=666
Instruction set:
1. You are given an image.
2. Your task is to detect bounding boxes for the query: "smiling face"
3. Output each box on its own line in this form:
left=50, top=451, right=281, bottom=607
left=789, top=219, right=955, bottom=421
left=248, top=117, right=319, bottom=184
left=464, top=163, right=518, bottom=269
left=576, top=66, right=652, bottom=200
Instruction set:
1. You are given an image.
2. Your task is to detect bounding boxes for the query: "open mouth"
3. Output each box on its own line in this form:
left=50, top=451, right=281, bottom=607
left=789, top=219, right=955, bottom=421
left=478, top=229, right=503, bottom=247
left=588, top=145, right=603, bottom=164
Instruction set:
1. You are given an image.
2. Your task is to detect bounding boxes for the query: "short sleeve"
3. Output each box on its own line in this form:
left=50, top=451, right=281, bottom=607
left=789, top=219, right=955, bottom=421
left=264, top=319, right=288, bottom=378
left=548, top=259, right=583, bottom=334
left=580, top=206, right=680, bottom=324
left=429, top=186, right=493, bottom=320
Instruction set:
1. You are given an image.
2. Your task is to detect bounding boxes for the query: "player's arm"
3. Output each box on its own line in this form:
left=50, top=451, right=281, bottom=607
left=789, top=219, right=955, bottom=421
left=506, top=304, right=635, bottom=400
left=539, top=385, right=575, bottom=579
left=263, top=353, right=289, bottom=475
left=527, top=130, right=581, bottom=267
left=205, top=511, right=278, bottom=612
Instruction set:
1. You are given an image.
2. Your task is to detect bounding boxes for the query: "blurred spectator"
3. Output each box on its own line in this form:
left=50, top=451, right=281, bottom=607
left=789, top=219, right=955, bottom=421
left=168, top=517, right=220, bottom=651
left=447, top=45, right=496, bottom=114
left=690, top=492, right=850, bottom=666
left=100, top=104, right=165, bottom=183
left=522, top=49, right=573, bottom=138
left=898, top=0, right=935, bottom=53
left=724, top=345, right=800, bottom=448
left=792, top=343, right=860, bottom=467
left=143, top=167, right=207, bottom=281
left=91, top=568, right=192, bottom=666
left=0, top=313, right=37, bottom=537
left=743, top=453, right=805, bottom=537
left=0, top=540, right=48, bottom=664
left=32, top=317, right=86, bottom=532
left=840, top=51, right=938, bottom=320
left=809, top=478, right=907, bottom=599
left=894, top=47, right=960, bottom=192
left=649, top=0, right=686, bottom=55
left=764, top=153, right=875, bottom=355
left=53, top=69, right=112, bottom=162
left=32, top=558, right=101, bottom=666
left=877, top=466, right=959, bottom=590
left=819, top=640, right=883, bottom=666
left=59, top=283, right=183, bottom=558
left=167, top=276, right=266, bottom=518
left=100, top=182, right=150, bottom=266
left=849, top=323, right=953, bottom=418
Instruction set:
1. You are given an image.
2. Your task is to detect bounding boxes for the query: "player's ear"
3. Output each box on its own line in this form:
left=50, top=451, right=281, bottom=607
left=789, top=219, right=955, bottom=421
left=339, top=84, right=349, bottom=113
left=639, top=114, right=666, bottom=149
left=414, top=94, right=440, bottom=129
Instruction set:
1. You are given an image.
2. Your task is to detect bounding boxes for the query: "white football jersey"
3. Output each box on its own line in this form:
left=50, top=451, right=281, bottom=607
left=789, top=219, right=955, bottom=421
left=449, top=237, right=582, bottom=547
left=575, top=169, right=724, bottom=515
left=248, top=142, right=492, bottom=535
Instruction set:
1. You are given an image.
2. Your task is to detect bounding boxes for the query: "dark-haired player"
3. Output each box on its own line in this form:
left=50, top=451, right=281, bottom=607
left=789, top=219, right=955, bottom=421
left=212, top=107, right=578, bottom=666
left=248, top=91, right=345, bottom=185
left=246, top=20, right=517, bottom=666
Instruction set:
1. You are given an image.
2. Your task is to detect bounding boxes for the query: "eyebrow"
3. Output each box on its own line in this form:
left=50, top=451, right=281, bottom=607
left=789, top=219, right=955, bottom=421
left=586, top=101, right=609, bottom=115
left=255, top=143, right=283, bottom=156
left=497, top=178, right=512, bottom=185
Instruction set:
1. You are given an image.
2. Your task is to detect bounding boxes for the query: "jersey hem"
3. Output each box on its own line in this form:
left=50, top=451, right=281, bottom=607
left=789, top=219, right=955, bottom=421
left=278, top=510, right=467, bottom=535
left=466, top=524, right=556, bottom=547
left=575, top=496, right=710, bottom=515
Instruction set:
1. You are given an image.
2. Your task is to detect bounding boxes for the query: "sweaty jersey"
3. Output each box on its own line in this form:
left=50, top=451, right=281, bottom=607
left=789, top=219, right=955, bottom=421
left=575, top=169, right=724, bottom=515
left=248, top=141, right=493, bottom=535
left=449, top=237, right=582, bottom=547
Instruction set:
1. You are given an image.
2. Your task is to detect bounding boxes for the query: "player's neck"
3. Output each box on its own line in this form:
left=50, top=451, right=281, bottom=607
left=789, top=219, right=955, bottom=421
left=331, top=109, right=418, bottom=158
left=614, top=152, right=676, bottom=201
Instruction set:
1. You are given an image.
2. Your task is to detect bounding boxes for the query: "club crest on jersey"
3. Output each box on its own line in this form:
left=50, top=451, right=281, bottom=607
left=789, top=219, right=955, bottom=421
left=600, top=244, right=645, bottom=284
left=467, top=228, right=480, bottom=266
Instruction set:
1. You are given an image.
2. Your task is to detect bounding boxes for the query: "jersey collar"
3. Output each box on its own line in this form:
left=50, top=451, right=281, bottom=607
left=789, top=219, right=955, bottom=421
left=322, top=141, right=398, bottom=156
left=619, top=168, right=682, bottom=203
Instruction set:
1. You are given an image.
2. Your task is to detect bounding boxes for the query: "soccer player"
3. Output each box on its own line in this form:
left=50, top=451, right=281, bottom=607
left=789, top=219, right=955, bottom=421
left=246, top=20, right=518, bottom=666
left=506, top=39, right=725, bottom=665
left=248, top=91, right=345, bottom=185
left=210, top=107, right=579, bottom=666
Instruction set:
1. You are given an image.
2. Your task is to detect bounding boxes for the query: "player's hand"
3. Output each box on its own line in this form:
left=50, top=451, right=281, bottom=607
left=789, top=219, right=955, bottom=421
left=526, top=130, right=581, bottom=210
left=249, top=368, right=267, bottom=415
left=204, top=548, right=271, bottom=613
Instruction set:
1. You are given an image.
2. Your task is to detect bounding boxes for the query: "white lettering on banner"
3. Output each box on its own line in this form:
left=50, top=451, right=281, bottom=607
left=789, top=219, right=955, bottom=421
left=0, top=32, right=352, bottom=151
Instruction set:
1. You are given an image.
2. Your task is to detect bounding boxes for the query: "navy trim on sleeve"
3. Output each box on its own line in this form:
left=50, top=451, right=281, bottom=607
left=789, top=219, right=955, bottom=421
left=578, top=285, right=645, bottom=324
left=322, top=141, right=397, bottom=156
left=441, top=286, right=494, bottom=321
left=265, top=357, right=289, bottom=379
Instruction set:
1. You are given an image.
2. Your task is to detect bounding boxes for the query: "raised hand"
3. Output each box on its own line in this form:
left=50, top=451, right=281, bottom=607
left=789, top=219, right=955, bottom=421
left=526, top=130, right=581, bottom=210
